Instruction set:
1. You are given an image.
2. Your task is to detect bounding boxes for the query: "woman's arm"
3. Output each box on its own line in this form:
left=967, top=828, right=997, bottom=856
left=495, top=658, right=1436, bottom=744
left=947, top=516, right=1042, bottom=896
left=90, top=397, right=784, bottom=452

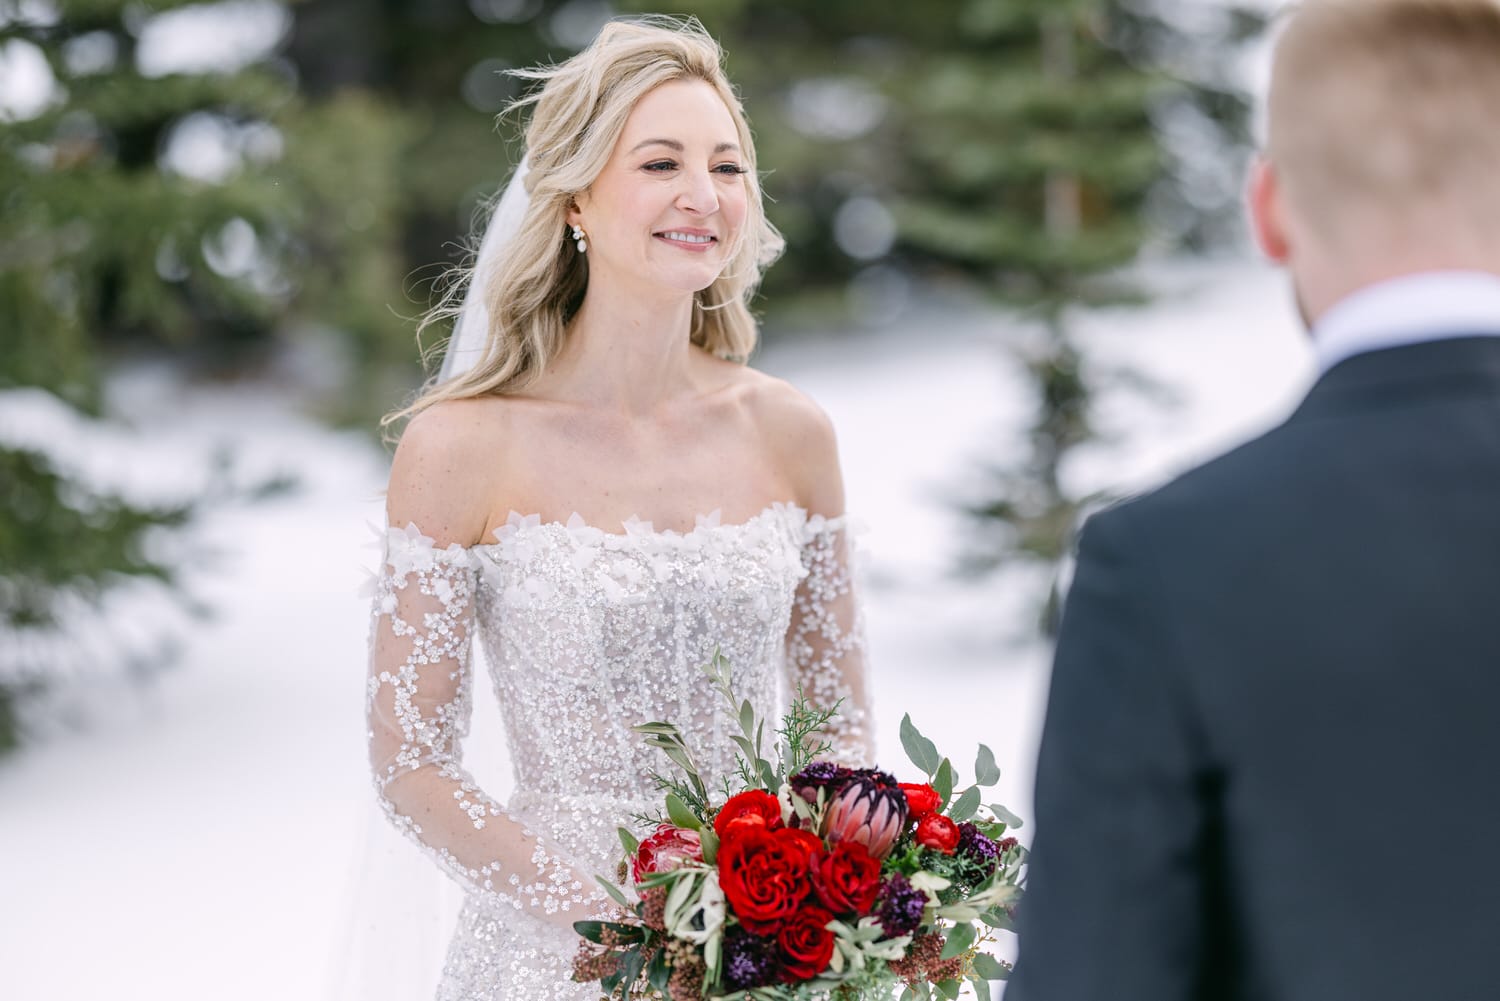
left=366, top=405, right=606, bottom=930
left=763, top=383, right=876, bottom=764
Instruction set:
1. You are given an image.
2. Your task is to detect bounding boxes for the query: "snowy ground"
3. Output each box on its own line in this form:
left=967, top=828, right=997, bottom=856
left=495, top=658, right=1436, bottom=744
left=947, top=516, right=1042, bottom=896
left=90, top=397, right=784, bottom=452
left=0, top=258, right=1312, bottom=1000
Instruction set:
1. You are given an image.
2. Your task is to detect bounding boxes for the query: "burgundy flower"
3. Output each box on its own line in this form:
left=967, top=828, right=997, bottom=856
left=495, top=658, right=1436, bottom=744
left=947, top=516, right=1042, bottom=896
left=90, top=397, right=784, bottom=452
left=722, top=926, right=778, bottom=990
left=955, top=822, right=999, bottom=865
left=821, top=769, right=908, bottom=860
left=789, top=761, right=853, bottom=802
left=875, top=872, right=927, bottom=937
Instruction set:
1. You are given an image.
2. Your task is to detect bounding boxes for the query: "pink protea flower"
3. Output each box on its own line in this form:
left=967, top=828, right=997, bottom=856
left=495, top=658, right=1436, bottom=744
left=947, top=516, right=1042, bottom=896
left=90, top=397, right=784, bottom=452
left=821, top=769, right=908, bottom=860
left=632, top=824, right=703, bottom=883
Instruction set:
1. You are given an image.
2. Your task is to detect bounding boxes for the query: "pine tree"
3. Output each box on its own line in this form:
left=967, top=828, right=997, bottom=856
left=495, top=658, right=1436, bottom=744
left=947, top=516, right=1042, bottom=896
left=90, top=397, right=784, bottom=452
left=0, top=0, right=403, bottom=748
left=625, top=0, right=1262, bottom=628
left=938, top=0, right=1264, bottom=629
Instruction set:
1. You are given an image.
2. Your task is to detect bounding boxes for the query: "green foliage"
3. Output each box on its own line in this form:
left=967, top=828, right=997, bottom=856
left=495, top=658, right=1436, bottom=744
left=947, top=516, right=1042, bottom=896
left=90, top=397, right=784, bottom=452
left=0, top=437, right=199, bottom=749
left=0, top=0, right=379, bottom=750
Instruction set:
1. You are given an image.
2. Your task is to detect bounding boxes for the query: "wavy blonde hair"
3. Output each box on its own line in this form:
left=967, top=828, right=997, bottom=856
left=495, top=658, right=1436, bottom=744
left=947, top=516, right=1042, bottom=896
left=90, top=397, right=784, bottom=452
left=384, top=15, right=784, bottom=432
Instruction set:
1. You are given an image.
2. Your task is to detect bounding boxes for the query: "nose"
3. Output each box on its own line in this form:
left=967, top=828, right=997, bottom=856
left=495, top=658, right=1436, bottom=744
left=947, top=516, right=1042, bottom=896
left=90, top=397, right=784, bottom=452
left=675, top=165, right=719, bottom=216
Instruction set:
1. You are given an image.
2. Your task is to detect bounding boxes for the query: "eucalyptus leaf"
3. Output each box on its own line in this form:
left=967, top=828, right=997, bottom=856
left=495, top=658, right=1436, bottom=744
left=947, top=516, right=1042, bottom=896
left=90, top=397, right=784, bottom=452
left=632, top=722, right=680, bottom=736
left=987, top=803, right=1025, bottom=829
left=618, top=950, right=645, bottom=998
left=739, top=699, right=755, bottom=736
left=705, top=931, right=721, bottom=981
left=974, top=744, right=1001, bottom=786
left=900, top=713, right=941, bottom=776
left=617, top=827, right=640, bottom=855
left=936, top=979, right=962, bottom=1000
left=950, top=786, right=982, bottom=823
left=973, top=953, right=1009, bottom=980
left=970, top=975, right=992, bottom=1001
left=699, top=829, right=719, bottom=865
left=940, top=921, right=976, bottom=959
left=981, top=907, right=1015, bottom=931
left=934, top=758, right=955, bottom=806
left=573, top=919, right=607, bottom=944
left=594, top=875, right=631, bottom=908
left=665, top=793, right=702, bottom=831
left=647, top=946, right=671, bottom=992
left=758, top=759, right=777, bottom=788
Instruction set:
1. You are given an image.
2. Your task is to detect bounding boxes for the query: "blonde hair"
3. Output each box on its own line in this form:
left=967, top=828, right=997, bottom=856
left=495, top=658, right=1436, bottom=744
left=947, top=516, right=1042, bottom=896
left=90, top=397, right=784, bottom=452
left=1267, top=0, right=1500, bottom=246
left=383, top=15, right=783, bottom=433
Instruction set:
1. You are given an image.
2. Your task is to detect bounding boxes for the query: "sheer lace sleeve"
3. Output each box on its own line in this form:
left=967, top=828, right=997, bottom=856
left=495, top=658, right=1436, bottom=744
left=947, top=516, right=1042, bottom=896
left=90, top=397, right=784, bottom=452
left=365, top=522, right=607, bottom=930
left=786, top=513, right=875, bottom=764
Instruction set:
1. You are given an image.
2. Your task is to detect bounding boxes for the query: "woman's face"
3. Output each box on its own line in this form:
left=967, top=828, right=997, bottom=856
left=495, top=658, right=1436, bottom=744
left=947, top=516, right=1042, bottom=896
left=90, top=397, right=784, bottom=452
left=570, top=78, right=750, bottom=298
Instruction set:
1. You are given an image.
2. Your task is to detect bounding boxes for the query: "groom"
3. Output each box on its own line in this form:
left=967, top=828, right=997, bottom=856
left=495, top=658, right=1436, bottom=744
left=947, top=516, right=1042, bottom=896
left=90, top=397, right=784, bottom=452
left=1007, top=2, right=1500, bottom=1000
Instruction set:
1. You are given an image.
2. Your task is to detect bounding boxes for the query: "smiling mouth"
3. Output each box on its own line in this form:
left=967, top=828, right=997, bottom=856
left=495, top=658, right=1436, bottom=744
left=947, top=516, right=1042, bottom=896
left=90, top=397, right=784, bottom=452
left=655, top=230, right=717, bottom=248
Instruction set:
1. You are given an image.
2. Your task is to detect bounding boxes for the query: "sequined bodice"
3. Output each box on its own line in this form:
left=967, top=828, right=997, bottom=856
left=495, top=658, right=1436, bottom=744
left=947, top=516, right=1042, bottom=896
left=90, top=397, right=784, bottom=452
left=366, top=502, right=871, bottom=1000
left=475, top=507, right=801, bottom=807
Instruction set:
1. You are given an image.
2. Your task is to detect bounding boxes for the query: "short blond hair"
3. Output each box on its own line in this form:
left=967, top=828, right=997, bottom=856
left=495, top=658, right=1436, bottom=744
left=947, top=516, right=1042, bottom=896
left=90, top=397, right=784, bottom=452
left=385, top=16, right=783, bottom=432
left=1268, top=0, right=1500, bottom=244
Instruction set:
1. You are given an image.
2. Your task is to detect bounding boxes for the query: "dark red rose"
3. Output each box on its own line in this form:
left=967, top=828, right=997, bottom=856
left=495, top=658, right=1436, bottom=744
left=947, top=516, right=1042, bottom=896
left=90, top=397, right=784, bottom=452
left=718, top=825, right=819, bottom=935
left=776, top=904, right=837, bottom=981
left=899, top=782, right=941, bottom=820
left=810, top=840, right=882, bottom=916
left=915, top=813, right=961, bottom=854
left=631, top=824, right=703, bottom=884
left=715, top=789, right=784, bottom=840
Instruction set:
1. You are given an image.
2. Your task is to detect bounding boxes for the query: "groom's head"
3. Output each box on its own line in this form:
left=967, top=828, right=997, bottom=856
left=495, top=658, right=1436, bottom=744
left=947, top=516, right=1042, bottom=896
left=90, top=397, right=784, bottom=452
left=1249, top=0, right=1500, bottom=325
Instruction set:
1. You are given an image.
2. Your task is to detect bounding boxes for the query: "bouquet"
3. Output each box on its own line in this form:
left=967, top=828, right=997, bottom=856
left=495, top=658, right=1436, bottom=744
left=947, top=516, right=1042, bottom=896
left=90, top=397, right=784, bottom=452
left=572, top=653, right=1027, bottom=1000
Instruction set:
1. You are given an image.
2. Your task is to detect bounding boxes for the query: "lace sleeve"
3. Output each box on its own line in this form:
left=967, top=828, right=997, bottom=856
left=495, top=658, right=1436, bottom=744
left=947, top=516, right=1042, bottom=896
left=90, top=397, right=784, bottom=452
left=786, top=514, right=875, bottom=764
left=365, top=523, right=607, bottom=930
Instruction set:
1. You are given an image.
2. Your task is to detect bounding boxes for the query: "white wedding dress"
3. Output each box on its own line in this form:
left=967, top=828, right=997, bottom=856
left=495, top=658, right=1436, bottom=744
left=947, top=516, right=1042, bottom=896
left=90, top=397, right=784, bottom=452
left=366, top=501, right=872, bottom=1000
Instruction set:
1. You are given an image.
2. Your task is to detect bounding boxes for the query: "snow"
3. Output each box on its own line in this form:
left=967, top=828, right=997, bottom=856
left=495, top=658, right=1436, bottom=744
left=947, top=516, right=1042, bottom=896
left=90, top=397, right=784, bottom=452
left=0, top=258, right=1312, bottom=999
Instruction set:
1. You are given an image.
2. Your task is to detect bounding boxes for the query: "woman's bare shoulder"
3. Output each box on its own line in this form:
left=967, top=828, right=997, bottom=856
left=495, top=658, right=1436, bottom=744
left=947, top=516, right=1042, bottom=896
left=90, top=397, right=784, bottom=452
left=735, top=370, right=845, bottom=515
left=385, top=396, right=517, bottom=547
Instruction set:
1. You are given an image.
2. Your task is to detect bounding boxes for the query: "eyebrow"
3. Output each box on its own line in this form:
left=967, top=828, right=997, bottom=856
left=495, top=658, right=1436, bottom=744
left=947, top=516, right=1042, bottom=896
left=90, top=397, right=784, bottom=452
left=628, top=138, right=742, bottom=155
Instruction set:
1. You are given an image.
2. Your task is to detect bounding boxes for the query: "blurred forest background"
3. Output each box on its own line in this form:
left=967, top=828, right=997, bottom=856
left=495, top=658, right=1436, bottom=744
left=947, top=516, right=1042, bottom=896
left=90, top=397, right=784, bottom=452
left=0, top=0, right=1266, bottom=752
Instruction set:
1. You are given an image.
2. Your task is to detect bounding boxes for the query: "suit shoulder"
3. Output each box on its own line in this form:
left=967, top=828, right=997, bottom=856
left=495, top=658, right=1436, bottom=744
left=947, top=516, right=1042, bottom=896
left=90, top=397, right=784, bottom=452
left=1099, top=417, right=1302, bottom=530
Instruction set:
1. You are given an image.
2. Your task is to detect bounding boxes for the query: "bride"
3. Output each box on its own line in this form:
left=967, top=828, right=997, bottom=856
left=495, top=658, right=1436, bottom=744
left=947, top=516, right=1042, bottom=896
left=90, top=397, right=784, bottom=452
left=365, top=16, right=874, bottom=1000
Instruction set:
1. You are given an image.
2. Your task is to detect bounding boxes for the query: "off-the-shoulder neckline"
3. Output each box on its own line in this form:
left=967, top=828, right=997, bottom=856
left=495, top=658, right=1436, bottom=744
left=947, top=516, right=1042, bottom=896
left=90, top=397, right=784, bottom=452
left=381, top=499, right=851, bottom=556
left=485, top=499, right=810, bottom=545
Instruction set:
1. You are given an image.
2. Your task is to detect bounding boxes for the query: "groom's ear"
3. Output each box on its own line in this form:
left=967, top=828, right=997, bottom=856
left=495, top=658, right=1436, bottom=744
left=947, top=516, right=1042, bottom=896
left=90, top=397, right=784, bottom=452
left=1248, top=156, right=1292, bottom=265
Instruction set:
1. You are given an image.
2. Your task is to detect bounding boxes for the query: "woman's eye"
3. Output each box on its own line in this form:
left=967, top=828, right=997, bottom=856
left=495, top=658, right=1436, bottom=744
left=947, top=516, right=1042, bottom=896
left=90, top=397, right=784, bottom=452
left=714, top=163, right=747, bottom=175
left=644, top=160, right=677, bottom=172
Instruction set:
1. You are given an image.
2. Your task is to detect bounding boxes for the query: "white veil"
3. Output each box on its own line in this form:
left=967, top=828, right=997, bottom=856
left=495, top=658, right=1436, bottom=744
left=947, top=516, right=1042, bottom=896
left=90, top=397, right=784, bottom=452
left=439, top=156, right=534, bottom=382
left=327, top=160, right=534, bottom=1001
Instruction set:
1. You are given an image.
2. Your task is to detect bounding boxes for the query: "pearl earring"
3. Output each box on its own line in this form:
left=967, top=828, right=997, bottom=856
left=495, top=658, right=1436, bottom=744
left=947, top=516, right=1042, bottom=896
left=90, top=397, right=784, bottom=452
left=570, top=224, right=587, bottom=253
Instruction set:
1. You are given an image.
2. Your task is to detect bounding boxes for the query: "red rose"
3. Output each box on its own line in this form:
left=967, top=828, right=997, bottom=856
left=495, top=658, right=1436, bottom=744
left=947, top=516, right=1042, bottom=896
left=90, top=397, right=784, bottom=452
left=810, top=840, right=882, bottom=916
left=915, top=813, right=961, bottom=854
left=715, top=789, right=784, bottom=840
left=718, top=825, right=820, bottom=935
left=899, top=782, right=941, bottom=820
left=631, top=824, right=703, bottom=884
left=777, top=905, right=837, bottom=981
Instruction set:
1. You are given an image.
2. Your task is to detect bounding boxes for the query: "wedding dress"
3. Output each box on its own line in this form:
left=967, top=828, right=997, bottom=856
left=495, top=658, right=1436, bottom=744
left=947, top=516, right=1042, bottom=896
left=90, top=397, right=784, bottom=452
left=366, top=500, right=871, bottom=1000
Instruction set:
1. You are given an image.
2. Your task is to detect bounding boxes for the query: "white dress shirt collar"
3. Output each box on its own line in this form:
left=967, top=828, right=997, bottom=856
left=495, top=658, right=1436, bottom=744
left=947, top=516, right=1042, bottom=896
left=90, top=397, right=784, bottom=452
left=1312, top=270, right=1500, bottom=374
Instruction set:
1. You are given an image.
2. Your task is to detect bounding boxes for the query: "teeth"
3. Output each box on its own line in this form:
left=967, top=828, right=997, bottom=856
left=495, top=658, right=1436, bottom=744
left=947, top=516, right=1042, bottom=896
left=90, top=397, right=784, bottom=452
left=661, top=232, right=713, bottom=244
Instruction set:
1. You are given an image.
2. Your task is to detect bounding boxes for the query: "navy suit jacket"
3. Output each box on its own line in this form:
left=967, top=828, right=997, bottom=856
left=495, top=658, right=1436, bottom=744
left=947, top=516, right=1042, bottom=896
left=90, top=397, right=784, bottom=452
left=1008, top=335, right=1500, bottom=1001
